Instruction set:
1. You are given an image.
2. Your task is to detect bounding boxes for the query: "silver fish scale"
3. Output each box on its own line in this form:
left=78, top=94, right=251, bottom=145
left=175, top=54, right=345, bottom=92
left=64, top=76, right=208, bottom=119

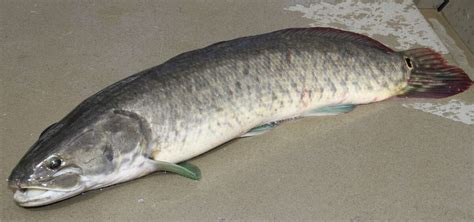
left=89, top=29, right=408, bottom=162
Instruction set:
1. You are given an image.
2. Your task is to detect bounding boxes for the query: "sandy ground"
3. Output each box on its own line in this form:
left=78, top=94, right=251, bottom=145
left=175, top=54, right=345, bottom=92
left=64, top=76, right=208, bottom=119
left=1, top=1, right=473, bottom=221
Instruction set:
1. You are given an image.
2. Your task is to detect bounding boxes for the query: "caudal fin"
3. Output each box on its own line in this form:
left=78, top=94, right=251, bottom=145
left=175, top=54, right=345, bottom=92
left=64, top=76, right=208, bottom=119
left=398, top=48, right=472, bottom=98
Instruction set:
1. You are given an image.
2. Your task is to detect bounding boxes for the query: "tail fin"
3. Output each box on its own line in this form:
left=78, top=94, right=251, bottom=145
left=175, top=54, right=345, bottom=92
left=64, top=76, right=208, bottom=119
left=398, top=48, right=472, bottom=98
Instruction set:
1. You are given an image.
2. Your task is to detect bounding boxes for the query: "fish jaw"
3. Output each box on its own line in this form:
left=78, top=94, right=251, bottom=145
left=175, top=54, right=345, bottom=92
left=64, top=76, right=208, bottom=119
left=12, top=185, right=86, bottom=207
left=8, top=165, right=87, bottom=207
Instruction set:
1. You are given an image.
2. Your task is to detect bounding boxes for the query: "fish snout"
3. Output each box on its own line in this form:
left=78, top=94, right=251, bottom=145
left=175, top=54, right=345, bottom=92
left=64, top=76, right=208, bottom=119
left=7, top=170, right=33, bottom=192
left=7, top=178, right=24, bottom=193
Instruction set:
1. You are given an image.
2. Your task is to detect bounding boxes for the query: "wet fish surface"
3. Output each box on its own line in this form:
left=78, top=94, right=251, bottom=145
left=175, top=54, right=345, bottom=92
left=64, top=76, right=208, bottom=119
left=8, top=27, right=472, bottom=207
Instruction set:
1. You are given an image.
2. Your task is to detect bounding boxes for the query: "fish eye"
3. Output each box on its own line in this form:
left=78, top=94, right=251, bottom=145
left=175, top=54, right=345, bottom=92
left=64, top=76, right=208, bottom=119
left=405, top=57, right=413, bottom=69
left=46, top=156, right=62, bottom=170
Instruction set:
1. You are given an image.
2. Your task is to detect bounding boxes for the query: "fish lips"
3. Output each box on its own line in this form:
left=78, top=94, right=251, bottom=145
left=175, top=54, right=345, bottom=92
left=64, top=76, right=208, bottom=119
left=13, top=185, right=86, bottom=207
left=11, top=167, right=86, bottom=207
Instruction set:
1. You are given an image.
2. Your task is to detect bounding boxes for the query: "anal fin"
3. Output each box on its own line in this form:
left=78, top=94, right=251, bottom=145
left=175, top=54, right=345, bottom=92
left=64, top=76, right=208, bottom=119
left=302, top=104, right=356, bottom=117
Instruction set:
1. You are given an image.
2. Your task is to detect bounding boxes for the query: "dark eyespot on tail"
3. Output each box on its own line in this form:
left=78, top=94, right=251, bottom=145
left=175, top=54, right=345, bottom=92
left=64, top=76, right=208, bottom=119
left=404, top=57, right=413, bottom=69
left=399, top=48, right=472, bottom=98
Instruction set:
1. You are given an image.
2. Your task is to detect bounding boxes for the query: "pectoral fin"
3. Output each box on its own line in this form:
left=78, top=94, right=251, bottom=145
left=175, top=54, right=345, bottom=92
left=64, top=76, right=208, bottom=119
left=302, top=104, right=356, bottom=117
left=150, top=160, right=201, bottom=180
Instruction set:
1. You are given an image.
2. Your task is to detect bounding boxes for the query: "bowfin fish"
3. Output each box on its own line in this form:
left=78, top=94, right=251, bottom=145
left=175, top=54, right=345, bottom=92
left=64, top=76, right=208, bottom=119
left=8, top=27, right=472, bottom=207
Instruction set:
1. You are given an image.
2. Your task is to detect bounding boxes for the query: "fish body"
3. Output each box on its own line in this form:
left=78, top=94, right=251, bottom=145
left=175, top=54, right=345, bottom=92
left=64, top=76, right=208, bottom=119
left=8, top=27, right=472, bottom=207
left=89, top=28, right=407, bottom=163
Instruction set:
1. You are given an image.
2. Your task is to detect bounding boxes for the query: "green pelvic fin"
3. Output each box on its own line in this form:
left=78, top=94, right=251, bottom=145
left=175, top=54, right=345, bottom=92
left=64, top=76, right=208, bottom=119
left=303, top=104, right=356, bottom=117
left=241, top=122, right=279, bottom=137
left=152, top=160, right=201, bottom=180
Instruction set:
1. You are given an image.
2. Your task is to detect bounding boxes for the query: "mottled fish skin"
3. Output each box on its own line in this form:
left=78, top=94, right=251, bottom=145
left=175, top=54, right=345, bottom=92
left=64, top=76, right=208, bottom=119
left=81, top=28, right=409, bottom=163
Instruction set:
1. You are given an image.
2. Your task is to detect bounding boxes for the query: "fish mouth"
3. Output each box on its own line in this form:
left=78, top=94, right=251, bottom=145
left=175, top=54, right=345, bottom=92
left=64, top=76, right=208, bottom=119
left=9, top=166, right=86, bottom=207
left=13, top=185, right=86, bottom=207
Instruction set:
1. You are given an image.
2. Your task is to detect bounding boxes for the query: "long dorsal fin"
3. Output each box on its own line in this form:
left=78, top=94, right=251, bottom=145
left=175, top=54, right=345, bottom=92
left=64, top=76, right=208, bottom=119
left=167, top=27, right=394, bottom=65
left=276, top=27, right=394, bottom=52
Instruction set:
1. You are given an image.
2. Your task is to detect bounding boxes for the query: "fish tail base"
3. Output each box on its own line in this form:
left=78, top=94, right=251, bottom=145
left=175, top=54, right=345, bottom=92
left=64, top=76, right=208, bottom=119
left=398, top=48, right=472, bottom=98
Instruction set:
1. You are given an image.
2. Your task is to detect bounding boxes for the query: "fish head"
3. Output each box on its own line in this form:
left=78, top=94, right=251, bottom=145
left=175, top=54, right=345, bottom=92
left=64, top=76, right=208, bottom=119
left=8, top=110, right=152, bottom=207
